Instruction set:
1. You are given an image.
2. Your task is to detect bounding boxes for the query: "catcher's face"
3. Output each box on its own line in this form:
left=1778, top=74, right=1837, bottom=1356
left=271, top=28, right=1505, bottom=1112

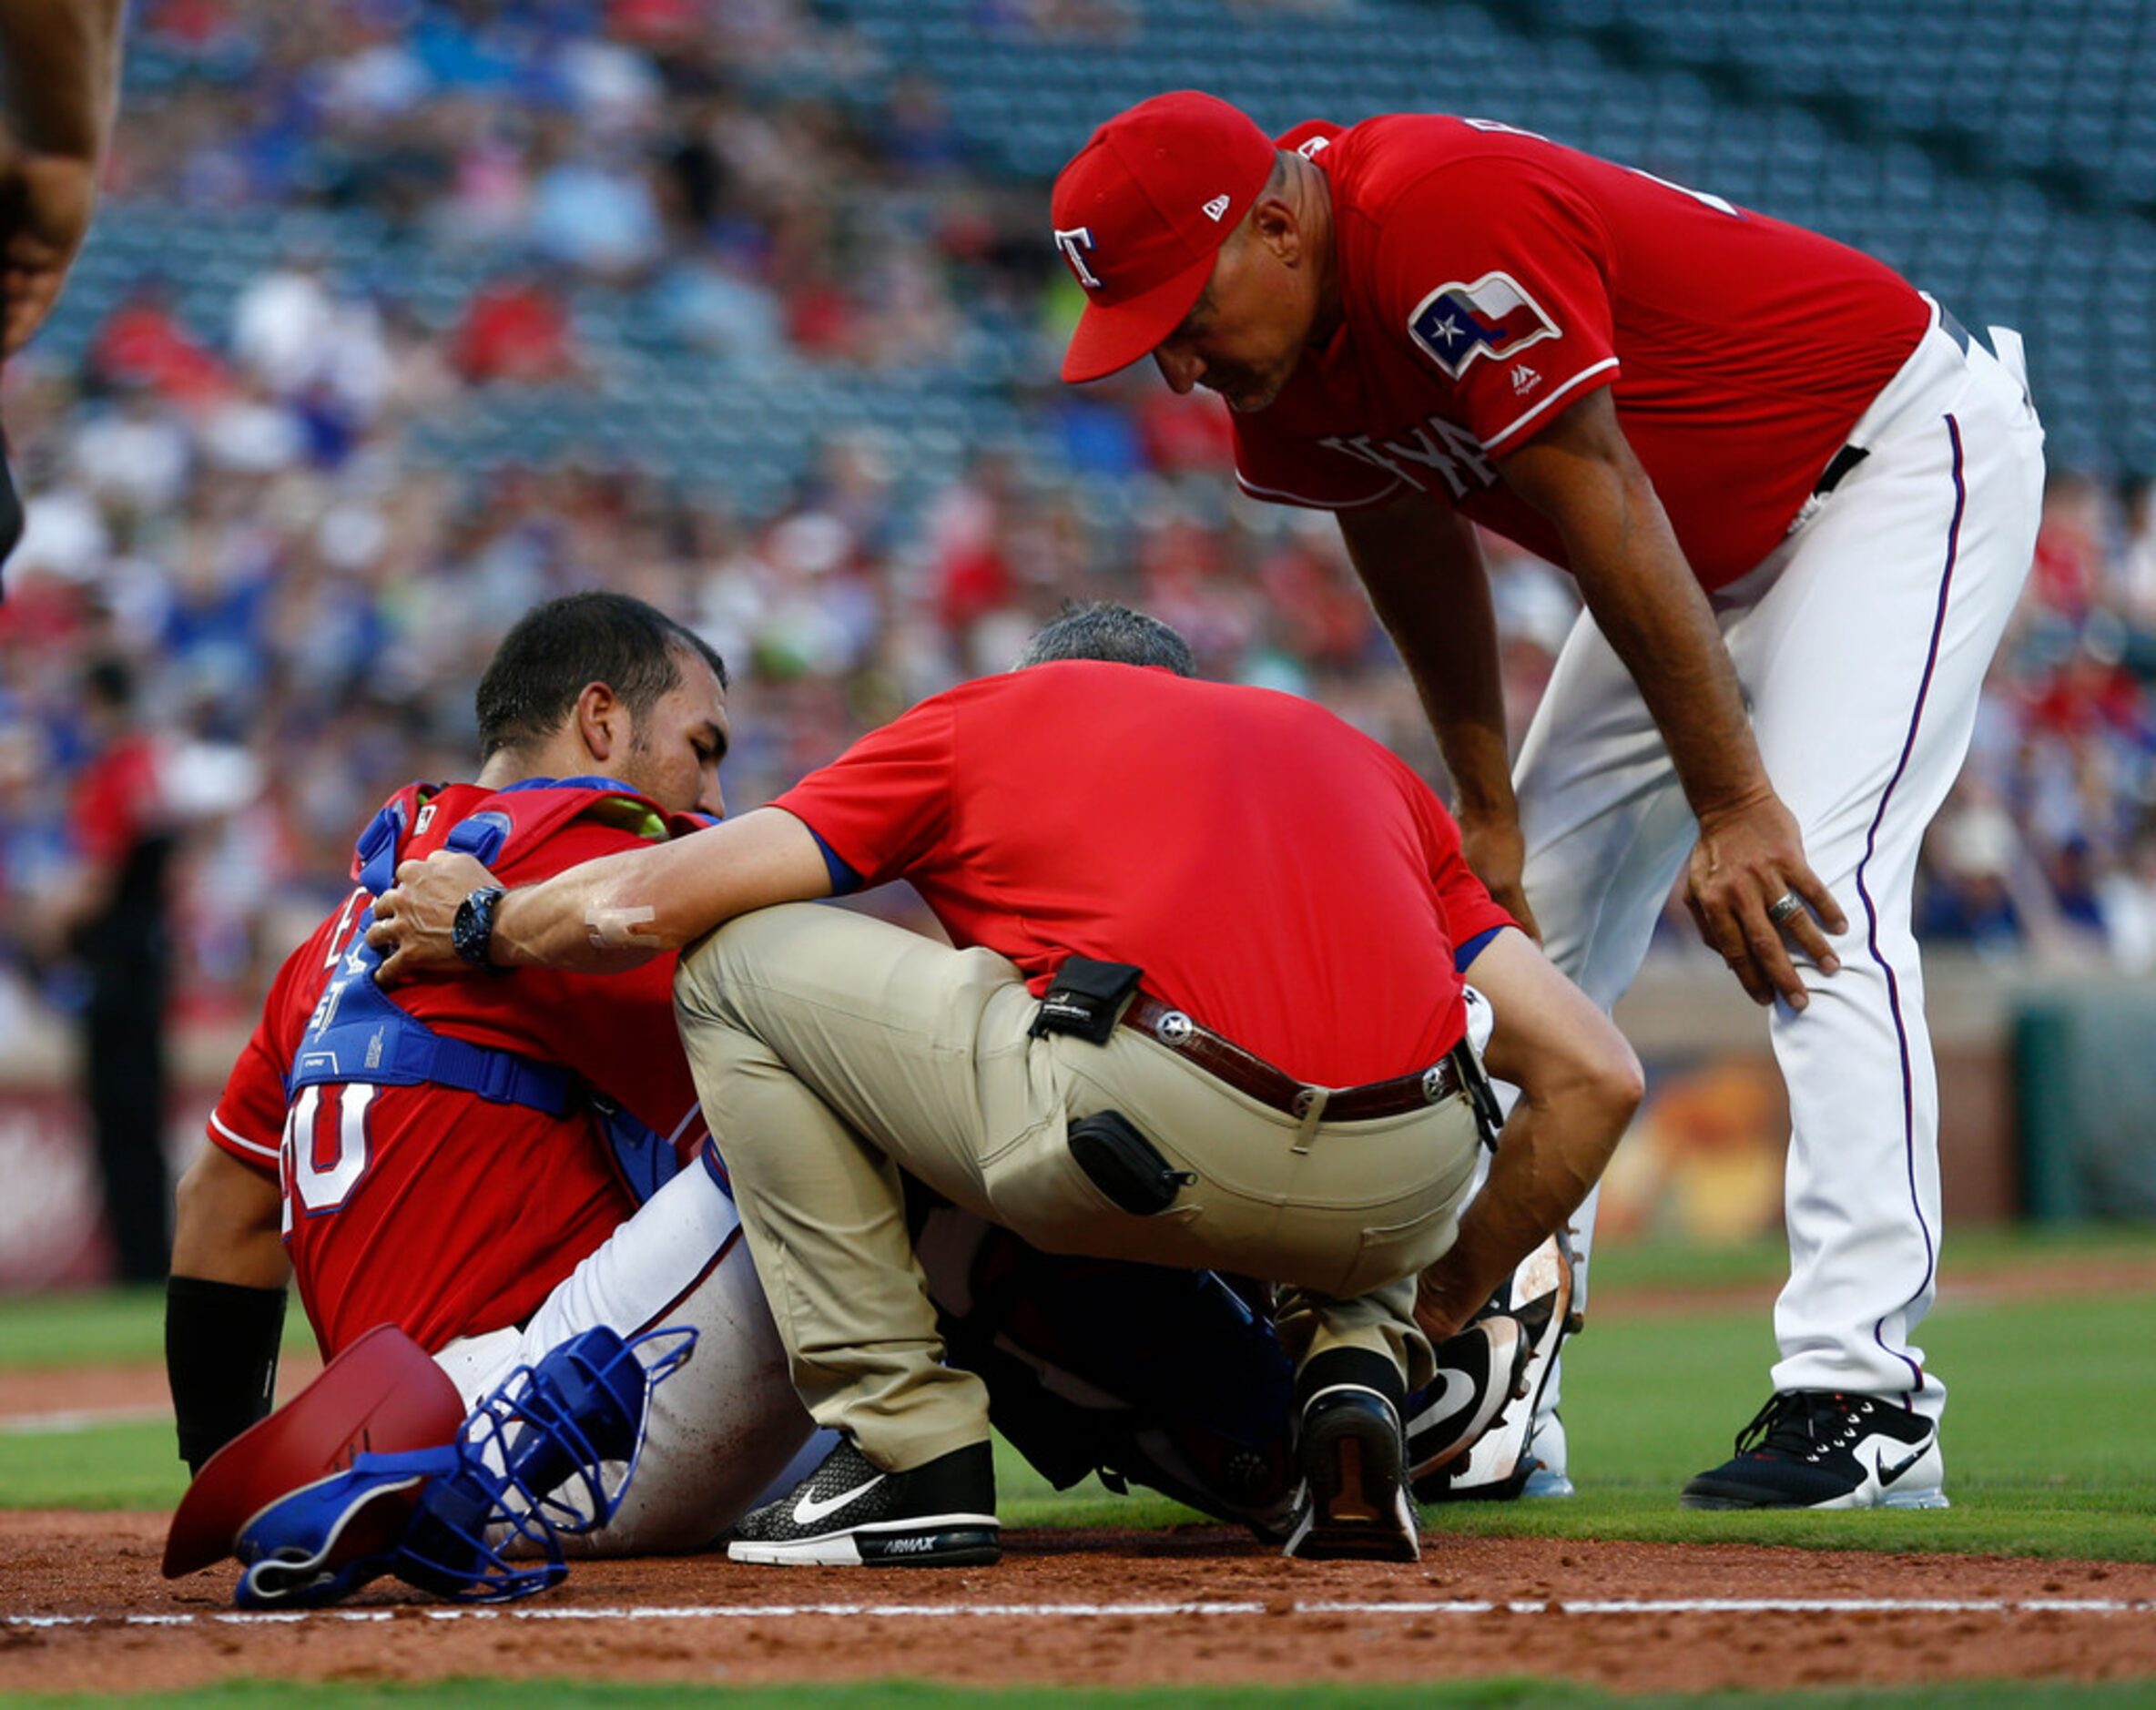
left=622, top=649, right=730, bottom=819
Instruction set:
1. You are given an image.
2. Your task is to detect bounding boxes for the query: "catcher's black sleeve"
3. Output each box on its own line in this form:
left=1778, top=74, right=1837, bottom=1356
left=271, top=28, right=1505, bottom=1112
left=165, top=1276, right=287, bottom=1475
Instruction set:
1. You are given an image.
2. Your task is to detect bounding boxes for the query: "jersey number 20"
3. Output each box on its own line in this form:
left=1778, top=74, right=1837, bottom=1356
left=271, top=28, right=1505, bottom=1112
left=280, top=1083, right=377, bottom=1227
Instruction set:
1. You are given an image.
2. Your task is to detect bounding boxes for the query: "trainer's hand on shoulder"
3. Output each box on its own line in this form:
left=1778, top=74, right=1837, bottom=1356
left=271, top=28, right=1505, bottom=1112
left=366, top=851, right=500, bottom=984
left=1683, top=789, right=1845, bottom=1010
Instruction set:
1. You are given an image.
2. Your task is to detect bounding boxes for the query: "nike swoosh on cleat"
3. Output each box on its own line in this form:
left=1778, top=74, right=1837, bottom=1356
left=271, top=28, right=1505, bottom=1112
left=1879, top=1437, right=1936, bottom=1487
left=793, top=1474, right=885, bottom=1526
left=1411, top=1368, right=1480, bottom=1430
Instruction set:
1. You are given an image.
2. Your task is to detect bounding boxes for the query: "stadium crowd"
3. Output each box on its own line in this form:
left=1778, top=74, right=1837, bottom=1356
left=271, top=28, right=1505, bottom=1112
left=3, top=0, right=2155, bottom=1033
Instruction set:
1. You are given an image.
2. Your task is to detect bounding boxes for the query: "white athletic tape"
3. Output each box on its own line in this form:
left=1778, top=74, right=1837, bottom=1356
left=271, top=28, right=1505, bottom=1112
left=10, top=1597, right=2155, bottom=1629
left=585, top=904, right=657, bottom=950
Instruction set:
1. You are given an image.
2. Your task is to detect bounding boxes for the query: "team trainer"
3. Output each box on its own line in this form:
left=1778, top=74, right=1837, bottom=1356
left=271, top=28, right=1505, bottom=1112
left=1051, top=92, right=2044, bottom=1507
left=368, top=603, right=1640, bottom=1566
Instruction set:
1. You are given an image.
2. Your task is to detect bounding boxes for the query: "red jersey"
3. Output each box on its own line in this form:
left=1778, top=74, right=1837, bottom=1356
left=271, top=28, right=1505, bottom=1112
left=773, top=663, right=1512, bottom=1086
left=72, top=734, right=166, bottom=867
left=208, top=779, right=711, bottom=1359
left=1232, top=116, right=1930, bottom=588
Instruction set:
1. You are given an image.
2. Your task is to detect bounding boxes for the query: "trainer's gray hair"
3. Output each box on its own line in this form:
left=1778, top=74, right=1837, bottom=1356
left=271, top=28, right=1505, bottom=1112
left=1015, top=601, right=1195, bottom=677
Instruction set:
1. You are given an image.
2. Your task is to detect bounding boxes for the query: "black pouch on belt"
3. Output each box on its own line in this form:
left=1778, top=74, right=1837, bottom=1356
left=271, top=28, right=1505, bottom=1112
left=1067, top=1110, right=1195, bottom=1215
left=1028, top=955, right=1144, bottom=1044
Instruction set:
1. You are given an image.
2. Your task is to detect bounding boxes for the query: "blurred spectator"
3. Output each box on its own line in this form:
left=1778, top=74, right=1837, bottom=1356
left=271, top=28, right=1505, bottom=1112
left=453, top=270, right=586, bottom=384
left=88, top=280, right=229, bottom=404
left=42, top=658, right=176, bottom=1283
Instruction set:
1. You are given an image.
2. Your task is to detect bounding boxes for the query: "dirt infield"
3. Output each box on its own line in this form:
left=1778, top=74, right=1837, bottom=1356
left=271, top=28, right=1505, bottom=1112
left=5, top=1511, right=2154, bottom=1695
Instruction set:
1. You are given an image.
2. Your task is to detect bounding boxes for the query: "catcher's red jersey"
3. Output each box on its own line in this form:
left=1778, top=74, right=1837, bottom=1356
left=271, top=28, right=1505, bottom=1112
left=1231, top=116, right=1929, bottom=588
left=208, top=780, right=709, bottom=1359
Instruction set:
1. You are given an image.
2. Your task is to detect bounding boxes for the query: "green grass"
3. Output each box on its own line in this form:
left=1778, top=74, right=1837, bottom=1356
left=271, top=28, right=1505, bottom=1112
left=0, top=1287, right=317, bottom=1370
left=1583, top=1220, right=2156, bottom=1294
left=5, top=1231, right=2153, bottom=1557
left=1431, top=1284, right=2156, bottom=1559
left=11, top=1685, right=2156, bottom=1710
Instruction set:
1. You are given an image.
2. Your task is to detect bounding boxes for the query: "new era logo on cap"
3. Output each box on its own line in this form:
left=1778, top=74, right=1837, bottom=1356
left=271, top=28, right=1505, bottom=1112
left=1051, top=91, right=1279, bottom=382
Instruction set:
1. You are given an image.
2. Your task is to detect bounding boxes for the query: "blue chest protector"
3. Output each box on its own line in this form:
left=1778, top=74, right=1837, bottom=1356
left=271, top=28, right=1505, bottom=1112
left=285, top=784, right=684, bottom=1204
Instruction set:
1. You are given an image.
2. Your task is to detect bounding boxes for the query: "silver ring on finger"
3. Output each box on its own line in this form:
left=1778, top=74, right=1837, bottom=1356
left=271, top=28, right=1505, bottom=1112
left=1766, top=892, right=1805, bottom=926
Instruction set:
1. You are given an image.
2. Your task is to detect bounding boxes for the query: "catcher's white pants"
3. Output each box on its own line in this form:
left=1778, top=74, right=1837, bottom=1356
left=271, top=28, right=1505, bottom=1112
left=1515, top=302, right=2044, bottom=1466
left=435, top=1153, right=822, bottom=1553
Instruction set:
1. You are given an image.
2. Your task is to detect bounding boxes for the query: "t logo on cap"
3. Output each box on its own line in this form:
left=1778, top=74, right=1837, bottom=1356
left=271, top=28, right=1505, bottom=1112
left=1054, top=227, right=1103, bottom=290
left=1051, top=90, right=1278, bottom=383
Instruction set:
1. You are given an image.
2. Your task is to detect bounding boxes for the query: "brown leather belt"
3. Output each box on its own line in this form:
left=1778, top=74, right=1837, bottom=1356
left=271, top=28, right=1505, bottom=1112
left=1120, top=993, right=1471, bottom=1123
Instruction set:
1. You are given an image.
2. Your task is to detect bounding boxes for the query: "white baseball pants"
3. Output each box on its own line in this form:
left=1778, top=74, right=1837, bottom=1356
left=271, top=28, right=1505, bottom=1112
left=1516, top=302, right=2045, bottom=1464
left=434, top=1150, right=822, bottom=1553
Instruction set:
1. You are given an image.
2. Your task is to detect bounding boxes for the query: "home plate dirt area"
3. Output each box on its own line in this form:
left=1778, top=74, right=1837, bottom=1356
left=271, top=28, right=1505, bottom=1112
left=5, top=1512, right=2155, bottom=1695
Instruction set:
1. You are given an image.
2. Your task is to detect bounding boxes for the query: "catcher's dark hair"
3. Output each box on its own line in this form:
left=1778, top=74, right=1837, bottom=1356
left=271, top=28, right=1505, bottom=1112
left=476, top=593, right=728, bottom=761
left=1016, top=601, right=1195, bottom=677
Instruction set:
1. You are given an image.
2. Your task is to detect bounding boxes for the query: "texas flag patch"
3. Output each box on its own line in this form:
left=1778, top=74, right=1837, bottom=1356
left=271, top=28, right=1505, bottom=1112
left=1408, top=271, right=1561, bottom=380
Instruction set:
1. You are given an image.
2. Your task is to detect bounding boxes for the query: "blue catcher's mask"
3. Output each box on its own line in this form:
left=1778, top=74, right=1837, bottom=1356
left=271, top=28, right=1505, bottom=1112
left=234, top=1324, right=695, bottom=1609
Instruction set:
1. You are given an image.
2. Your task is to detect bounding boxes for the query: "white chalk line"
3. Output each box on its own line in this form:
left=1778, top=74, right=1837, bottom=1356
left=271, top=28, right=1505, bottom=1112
left=9, top=1596, right=2155, bottom=1630
left=0, top=1404, right=169, bottom=1435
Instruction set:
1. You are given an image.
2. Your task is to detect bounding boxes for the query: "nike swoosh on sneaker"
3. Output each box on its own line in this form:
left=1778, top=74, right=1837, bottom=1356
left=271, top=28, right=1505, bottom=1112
left=793, top=1473, right=885, bottom=1526
left=1879, top=1436, right=1936, bottom=1487
left=1412, top=1367, right=1480, bottom=1430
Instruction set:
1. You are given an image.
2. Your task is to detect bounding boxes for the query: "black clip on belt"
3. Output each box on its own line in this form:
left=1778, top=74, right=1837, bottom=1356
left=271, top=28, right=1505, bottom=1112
left=1815, top=307, right=1976, bottom=501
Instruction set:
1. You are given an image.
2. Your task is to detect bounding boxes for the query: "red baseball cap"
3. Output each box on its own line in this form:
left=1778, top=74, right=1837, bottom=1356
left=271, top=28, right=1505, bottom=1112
left=1052, top=92, right=1279, bottom=383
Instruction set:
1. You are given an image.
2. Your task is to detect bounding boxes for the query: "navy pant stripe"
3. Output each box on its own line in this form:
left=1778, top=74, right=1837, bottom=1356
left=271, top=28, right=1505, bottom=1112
left=1849, top=412, right=1965, bottom=1402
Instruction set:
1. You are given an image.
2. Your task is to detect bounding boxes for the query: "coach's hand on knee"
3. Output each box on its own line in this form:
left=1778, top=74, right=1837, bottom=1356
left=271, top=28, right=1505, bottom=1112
left=1684, top=792, right=1846, bottom=1010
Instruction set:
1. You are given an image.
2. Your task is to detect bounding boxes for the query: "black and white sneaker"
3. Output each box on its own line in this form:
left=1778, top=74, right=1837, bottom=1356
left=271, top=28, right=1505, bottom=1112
left=1681, top=1390, right=1948, bottom=1511
left=1283, top=1354, right=1419, bottom=1562
left=1405, top=1315, right=1530, bottom=1498
left=726, top=1437, right=1001, bottom=1566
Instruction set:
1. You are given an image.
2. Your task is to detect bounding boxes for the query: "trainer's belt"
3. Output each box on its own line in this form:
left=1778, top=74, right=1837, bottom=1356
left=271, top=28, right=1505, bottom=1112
left=1120, top=993, right=1472, bottom=1123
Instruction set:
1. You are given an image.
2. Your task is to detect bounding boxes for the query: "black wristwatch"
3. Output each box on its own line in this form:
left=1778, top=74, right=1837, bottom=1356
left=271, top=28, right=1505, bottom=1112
left=452, top=886, right=512, bottom=973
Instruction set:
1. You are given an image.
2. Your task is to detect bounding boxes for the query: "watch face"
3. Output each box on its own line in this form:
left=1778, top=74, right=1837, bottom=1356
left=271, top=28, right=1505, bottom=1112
left=453, top=890, right=495, bottom=966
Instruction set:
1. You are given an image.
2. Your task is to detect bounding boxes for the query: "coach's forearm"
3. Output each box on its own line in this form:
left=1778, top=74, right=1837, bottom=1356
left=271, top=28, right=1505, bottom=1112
left=1338, top=494, right=1514, bottom=822
left=3, top=0, right=127, bottom=163
left=487, top=809, right=830, bottom=972
left=1503, top=392, right=1770, bottom=822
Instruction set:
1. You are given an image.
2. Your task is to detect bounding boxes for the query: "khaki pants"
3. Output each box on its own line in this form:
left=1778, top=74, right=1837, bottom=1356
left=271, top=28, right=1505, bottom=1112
left=674, top=903, right=1483, bottom=1471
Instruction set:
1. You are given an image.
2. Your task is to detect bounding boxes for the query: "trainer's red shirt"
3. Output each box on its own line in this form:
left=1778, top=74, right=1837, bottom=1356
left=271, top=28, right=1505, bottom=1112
left=208, top=782, right=708, bottom=1359
left=773, top=663, right=1512, bottom=1086
left=1232, top=116, right=1929, bottom=588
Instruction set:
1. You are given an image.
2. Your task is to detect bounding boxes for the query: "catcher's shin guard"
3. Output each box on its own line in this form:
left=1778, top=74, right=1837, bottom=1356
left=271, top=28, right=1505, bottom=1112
left=181, top=1323, right=694, bottom=1608
left=165, top=1325, right=466, bottom=1582
left=396, top=1322, right=695, bottom=1601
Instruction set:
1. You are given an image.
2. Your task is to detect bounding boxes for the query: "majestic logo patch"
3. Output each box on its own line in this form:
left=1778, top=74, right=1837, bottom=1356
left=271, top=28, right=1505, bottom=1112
left=1201, top=194, right=1230, bottom=222
left=1409, top=272, right=1561, bottom=380
left=1053, top=226, right=1102, bottom=290
left=1510, top=363, right=1541, bottom=396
